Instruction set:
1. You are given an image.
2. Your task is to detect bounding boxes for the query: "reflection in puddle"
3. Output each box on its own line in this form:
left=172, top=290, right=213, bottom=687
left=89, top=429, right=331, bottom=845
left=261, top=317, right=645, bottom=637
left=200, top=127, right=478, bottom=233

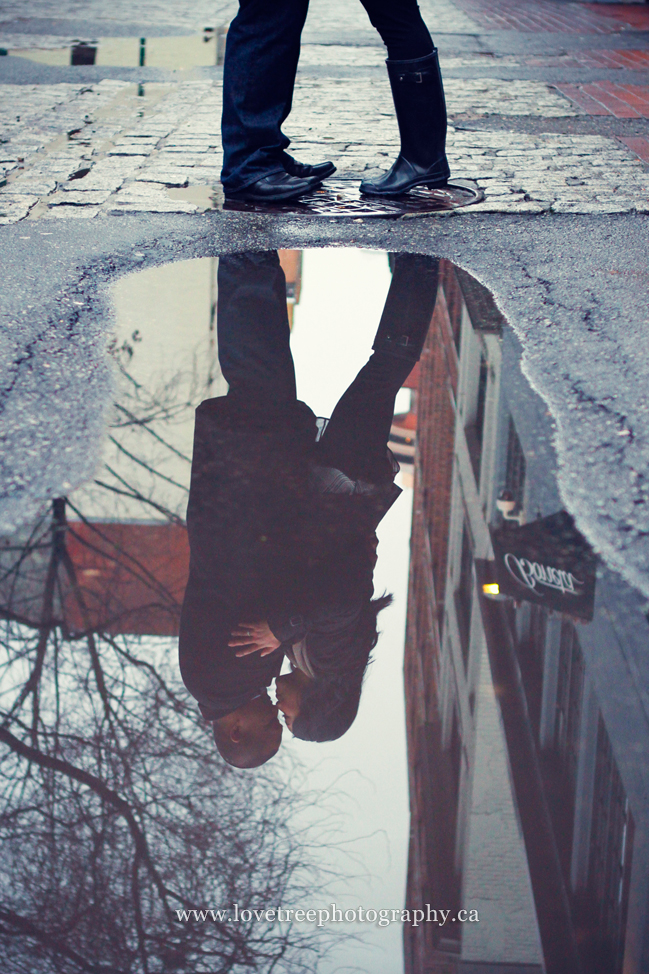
left=1, top=249, right=648, bottom=974
left=180, top=250, right=435, bottom=762
left=9, top=29, right=227, bottom=68
left=168, top=180, right=483, bottom=217
left=404, top=266, right=645, bottom=974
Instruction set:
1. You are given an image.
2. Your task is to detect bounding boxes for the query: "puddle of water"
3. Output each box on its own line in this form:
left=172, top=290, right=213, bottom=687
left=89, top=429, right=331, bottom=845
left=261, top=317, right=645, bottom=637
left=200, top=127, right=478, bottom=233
left=167, top=183, right=224, bottom=209
left=168, top=179, right=482, bottom=216
left=9, top=28, right=227, bottom=68
left=1, top=248, right=648, bottom=974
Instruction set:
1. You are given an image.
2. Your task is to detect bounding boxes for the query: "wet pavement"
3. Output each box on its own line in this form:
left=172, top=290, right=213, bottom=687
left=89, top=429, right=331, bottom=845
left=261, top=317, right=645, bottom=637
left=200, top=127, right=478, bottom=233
left=2, top=1, right=649, bottom=974
left=2, top=0, right=649, bottom=217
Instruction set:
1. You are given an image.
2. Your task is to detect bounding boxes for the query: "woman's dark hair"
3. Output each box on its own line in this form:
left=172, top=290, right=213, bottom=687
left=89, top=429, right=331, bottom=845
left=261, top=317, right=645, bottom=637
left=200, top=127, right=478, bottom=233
left=291, top=593, right=393, bottom=742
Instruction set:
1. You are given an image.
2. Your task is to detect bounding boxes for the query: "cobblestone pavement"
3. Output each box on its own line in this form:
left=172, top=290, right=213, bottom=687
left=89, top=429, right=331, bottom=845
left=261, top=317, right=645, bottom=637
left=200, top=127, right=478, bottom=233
left=1, top=0, right=649, bottom=220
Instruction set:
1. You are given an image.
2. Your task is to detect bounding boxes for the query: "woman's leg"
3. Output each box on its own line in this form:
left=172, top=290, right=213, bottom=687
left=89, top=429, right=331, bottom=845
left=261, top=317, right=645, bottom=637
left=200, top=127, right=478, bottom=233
left=316, top=351, right=415, bottom=483
left=358, top=0, right=434, bottom=60
left=358, top=0, right=450, bottom=196
left=317, top=254, right=440, bottom=482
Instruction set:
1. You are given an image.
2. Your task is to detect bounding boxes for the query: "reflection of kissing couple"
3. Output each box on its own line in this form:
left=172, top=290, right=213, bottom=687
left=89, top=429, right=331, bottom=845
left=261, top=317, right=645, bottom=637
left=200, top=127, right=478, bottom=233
left=179, top=252, right=439, bottom=767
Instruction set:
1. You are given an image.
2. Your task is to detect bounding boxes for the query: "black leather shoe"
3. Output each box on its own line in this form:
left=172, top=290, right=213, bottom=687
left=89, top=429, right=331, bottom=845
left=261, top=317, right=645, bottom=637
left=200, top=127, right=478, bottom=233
left=225, top=171, right=322, bottom=202
left=282, top=153, right=336, bottom=181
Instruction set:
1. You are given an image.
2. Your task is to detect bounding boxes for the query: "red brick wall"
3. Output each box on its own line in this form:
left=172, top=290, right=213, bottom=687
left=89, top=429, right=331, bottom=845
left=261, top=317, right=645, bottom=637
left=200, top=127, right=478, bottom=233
left=402, top=262, right=465, bottom=974
left=63, top=521, right=189, bottom=636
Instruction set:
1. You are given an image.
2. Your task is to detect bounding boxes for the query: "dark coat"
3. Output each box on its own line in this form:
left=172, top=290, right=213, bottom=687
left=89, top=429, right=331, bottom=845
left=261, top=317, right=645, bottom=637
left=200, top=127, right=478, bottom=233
left=179, top=397, right=397, bottom=720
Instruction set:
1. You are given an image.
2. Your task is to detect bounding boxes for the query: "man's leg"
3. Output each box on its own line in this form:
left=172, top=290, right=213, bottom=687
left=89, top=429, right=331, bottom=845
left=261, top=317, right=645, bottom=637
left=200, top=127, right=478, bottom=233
left=221, top=0, right=309, bottom=193
left=317, top=254, right=439, bottom=482
left=217, top=252, right=297, bottom=403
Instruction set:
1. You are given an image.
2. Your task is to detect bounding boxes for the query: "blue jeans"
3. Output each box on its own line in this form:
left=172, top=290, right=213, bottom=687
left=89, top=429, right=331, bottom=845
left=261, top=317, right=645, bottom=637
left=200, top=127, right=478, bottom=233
left=220, top=0, right=434, bottom=191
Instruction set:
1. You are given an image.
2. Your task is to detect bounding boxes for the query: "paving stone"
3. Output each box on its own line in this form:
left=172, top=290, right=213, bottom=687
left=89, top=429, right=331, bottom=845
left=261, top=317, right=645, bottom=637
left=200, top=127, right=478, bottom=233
left=551, top=200, right=635, bottom=213
left=1, top=31, right=648, bottom=222
left=108, top=144, right=158, bottom=156
left=132, top=169, right=191, bottom=186
left=446, top=79, right=578, bottom=117
left=102, top=197, right=199, bottom=212
left=186, top=169, right=223, bottom=185
left=299, top=46, right=386, bottom=68
left=1, top=179, right=59, bottom=195
left=64, top=157, right=149, bottom=191
left=0, top=195, right=39, bottom=224
left=458, top=197, right=549, bottom=213
left=302, top=0, right=480, bottom=36
left=0, top=0, right=236, bottom=29
left=48, top=190, right=113, bottom=204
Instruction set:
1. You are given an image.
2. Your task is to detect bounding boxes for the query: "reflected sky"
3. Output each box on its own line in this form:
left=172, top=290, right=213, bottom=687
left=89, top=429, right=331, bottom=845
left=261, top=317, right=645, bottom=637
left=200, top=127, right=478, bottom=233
left=7, top=31, right=226, bottom=68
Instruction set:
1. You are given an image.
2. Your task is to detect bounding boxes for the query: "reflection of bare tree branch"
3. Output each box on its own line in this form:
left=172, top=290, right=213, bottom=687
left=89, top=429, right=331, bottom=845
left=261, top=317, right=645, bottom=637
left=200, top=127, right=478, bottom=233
left=0, top=635, right=330, bottom=971
left=0, top=358, right=350, bottom=973
left=107, top=436, right=189, bottom=495
left=112, top=404, right=191, bottom=465
left=65, top=502, right=181, bottom=605
left=0, top=501, right=340, bottom=973
left=93, top=477, right=183, bottom=526
left=0, top=906, right=122, bottom=974
left=0, top=521, right=49, bottom=589
left=2, top=502, right=65, bottom=739
left=102, top=633, right=186, bottom=708
left=0, top=726, right=175, bottom=912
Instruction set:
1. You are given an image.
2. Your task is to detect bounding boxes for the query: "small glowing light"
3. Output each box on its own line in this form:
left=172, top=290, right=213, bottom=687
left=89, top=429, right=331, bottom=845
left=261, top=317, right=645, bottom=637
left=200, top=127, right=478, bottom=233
left=483, top=583, right=500, bottom=595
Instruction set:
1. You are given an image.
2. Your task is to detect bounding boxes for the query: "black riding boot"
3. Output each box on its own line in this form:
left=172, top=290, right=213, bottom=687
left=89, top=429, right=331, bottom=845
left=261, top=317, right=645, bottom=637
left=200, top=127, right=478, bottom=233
left=360, top=50, right=450, bottom=197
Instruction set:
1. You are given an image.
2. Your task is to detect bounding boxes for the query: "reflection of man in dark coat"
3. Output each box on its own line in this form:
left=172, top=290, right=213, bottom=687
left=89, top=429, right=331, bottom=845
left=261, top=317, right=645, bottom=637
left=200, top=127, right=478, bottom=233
left=179, top=394, right=316, bottom=768
left=179, top=250, right=438, bottom=766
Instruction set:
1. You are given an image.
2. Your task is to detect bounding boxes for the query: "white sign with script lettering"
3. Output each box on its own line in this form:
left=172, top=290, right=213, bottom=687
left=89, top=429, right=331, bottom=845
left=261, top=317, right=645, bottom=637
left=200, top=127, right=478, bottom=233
left=503, top=553, right=583, bottom=597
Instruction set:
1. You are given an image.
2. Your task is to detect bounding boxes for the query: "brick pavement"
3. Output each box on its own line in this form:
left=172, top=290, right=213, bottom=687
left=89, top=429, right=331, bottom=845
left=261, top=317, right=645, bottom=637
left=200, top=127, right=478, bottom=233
left=452, top=0, right=648, bottom=34
left=572, top=50, right=649, bottom=70
left=1, top=0, right=649, bottom=221
left=583, top=3, right=649, bottom=30
left=620, top=135, right=649, bottom=162
left=556, top=81, right=649, bottom=117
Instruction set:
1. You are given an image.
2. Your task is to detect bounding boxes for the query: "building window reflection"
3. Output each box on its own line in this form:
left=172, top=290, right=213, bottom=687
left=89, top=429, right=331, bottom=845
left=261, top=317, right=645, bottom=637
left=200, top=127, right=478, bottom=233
left=403, top=258, right=645, bottom=974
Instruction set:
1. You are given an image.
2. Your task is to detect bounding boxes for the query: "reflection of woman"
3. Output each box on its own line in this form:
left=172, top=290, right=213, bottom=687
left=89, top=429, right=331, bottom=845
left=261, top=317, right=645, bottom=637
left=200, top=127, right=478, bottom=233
left=179, top=251, right=439, bottom=762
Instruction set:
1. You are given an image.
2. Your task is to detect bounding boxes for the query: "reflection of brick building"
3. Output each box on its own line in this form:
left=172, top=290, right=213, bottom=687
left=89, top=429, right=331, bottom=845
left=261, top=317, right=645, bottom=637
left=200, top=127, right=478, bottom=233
left=403, top=262, right=473, bottom=974
left=63, top=522, right=189, bottom=636
left=0, top=512, right=189, bottom=638
left=403, top=261, right=649, bottom=974
left=278, top=249, right=303, bottom=328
